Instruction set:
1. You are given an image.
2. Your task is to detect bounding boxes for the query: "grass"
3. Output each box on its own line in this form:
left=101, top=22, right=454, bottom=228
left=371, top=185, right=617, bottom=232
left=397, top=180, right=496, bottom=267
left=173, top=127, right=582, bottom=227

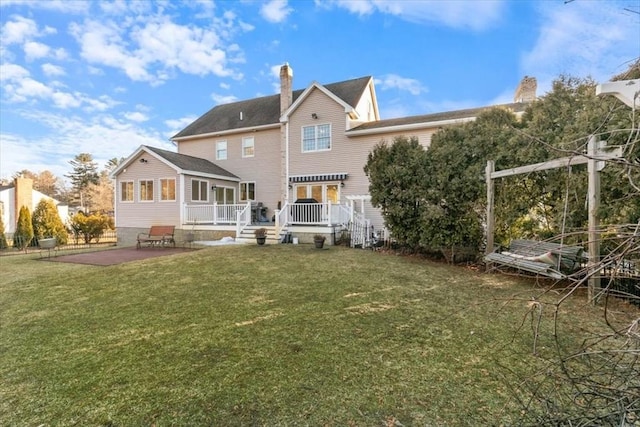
left=1, top=244, right=637, bottom=426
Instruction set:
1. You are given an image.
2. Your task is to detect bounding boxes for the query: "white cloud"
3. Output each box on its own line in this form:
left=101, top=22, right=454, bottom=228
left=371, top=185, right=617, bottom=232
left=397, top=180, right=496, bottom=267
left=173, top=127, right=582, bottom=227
left=325, top=0, right=505, bottom=31
left=522, top=1, right=640, bottom=94
left=375, top=74, right=428, bottom=96
left=0, top=15, right=38, bottom=45
left=41, top=63, right=65, bottom=77
left=124, top=111, right=149, bottom=122
left=1, top=109, right=171, bottom=180
left=0, top=0, right=89, bottom=14
left=165, top=115, right=198, bottom=139
left=23, top=40, right=50, bottom=60
left=211, top=92, right=239, bottom=105
left=261, top=0, right=293, bottom=23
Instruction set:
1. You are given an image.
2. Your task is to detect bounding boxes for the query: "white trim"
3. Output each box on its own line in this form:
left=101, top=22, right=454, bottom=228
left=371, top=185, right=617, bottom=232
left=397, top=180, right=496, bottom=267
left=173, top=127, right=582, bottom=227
left=301, top=123, right=332, bottom=153
left=138, top=179, right=155, bottom=203
left=280, top=82, right=355, bottom=123
left=242, top=136, right=255, bottom=158
left=346, top=117, right=476, bottom=136
left=172, top=123, right=279, bottom=142
left=216, top=140, right=227, bottom=160
left=239, top=181, right=256, bottom=201
left=119, top=180, right=134, bottom=203
left=159, top=177, right=176, bottom=202
left=191, top=178, right=210, bottom=203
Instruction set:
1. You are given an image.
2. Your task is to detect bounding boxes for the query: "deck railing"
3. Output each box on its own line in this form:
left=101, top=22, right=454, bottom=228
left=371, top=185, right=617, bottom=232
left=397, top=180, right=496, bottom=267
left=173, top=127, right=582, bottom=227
left=184, top=203, right=247, bottom=224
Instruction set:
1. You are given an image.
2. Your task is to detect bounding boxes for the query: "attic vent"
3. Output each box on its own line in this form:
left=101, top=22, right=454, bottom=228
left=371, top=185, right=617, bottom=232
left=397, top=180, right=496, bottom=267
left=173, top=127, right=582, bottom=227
left=240, top=111, right=243, bottom=121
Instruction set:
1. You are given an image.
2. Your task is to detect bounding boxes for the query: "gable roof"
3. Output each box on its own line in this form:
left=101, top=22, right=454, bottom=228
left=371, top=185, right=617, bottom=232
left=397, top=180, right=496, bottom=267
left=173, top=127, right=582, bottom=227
left=111, top=145, right=239, bottom=181
left=346, top=102, right=529, bottom=135
left=172, top=76, right=372, bottom=140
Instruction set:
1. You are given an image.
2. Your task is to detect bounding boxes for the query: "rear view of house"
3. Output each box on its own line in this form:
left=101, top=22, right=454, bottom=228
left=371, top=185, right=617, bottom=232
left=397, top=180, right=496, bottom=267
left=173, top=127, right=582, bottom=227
left=111, top=64, right=532, bottom=246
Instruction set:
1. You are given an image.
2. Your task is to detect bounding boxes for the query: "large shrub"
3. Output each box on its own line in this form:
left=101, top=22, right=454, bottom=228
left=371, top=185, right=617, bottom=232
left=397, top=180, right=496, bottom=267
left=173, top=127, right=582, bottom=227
left=32, top=198, right=68, bottom=245
left=69, top=211, right=113, bottom=244
left=13, top=206, right=34, bottom=250
left=0, top=216, right=8, bottom=249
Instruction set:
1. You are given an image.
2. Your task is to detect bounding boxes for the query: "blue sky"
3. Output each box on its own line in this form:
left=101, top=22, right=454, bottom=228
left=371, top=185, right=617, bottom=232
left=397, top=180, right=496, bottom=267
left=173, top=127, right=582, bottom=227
left=1, top=0, right=638, bottom=183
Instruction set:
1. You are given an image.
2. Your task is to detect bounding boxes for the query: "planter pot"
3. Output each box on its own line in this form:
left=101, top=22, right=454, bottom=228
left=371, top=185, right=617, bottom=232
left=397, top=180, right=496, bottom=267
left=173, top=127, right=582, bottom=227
left=256, top=236, right=266, bottom=245
left=314, top=239, right=325, bottom=249
left=38, top=238, right=57, bottom=249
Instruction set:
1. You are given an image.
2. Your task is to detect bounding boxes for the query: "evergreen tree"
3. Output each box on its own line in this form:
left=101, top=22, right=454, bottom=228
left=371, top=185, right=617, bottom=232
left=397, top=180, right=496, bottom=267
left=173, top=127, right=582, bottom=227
left=65, top=153, right=99, bottom=210
left=0, top=213, right=8, bottom=250
left=14, top=206, right=34, bottom=250
left=32, top=199, right=68, bottom=245
left=364, top=136, right=429, bottom=249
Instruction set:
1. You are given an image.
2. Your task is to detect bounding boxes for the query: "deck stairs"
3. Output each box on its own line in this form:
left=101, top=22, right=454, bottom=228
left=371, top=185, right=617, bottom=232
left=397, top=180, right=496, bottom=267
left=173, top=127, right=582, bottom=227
left=236, top=225, right=284, bottom=244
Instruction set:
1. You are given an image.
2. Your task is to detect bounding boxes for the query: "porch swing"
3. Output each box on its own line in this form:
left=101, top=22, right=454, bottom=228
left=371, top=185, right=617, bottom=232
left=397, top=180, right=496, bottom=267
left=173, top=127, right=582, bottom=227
left=485, top=164, right=586, bottom=280
left=484, top=136, right=622, bottom=281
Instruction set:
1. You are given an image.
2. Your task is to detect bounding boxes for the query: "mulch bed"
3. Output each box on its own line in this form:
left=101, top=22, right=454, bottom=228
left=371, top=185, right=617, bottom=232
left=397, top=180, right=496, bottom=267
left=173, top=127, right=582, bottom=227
left=41, top=247, right=198, bottom=266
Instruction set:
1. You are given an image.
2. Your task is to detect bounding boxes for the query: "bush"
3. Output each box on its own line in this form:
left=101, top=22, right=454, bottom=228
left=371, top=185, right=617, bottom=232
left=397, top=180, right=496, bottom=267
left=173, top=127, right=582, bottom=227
left=32, top=199, right=68, bottom=245
left=69, top=212, right=113, bottom=244
left=0, top=217, right=8, bottom=249
left=14, top=206, right=34, bottom=250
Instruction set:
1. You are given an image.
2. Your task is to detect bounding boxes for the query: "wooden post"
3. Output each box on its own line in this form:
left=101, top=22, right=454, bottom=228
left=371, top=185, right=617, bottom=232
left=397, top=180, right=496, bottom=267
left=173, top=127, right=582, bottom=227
left=485, top=160, right=495, bottom=259
left=587, top=135, right=601, bottom=303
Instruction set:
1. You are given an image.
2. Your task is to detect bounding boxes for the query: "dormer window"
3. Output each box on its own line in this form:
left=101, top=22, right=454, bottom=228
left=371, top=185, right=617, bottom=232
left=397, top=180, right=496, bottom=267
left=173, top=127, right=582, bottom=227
left=302, top=124, right=331, bottom=152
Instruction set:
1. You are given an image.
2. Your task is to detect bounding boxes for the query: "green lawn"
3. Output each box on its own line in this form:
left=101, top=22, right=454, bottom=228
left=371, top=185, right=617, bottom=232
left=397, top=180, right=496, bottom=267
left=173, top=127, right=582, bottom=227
left=1, top=245, right=635, bottom=426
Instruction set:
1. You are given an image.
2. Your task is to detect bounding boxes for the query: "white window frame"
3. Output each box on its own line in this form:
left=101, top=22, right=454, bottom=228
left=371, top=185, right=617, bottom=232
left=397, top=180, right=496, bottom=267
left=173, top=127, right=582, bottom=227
left=294, top=182, right=339, bottom=203
left=242, top=136, right=255, bottom=158
left=239, top=181, right=255, bottom=201
left=139, top=179, right=154, bottom=202
left=215, top=186, right=236, bottom=204
left=191, top=178, right=209, bottom=202
left=160, top=178, right=176, bottom=202
left=120, top=180, right=134, bottom=202
left=216, top=140, right=227, bottom=160
left=302, top=123, right=331, bottom=152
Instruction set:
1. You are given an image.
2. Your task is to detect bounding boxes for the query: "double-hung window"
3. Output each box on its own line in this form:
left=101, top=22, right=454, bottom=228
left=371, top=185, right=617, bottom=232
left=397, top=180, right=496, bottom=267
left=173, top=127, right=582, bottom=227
left=239, top=182, right=255, bottom=201
left=302, top=124, right=331, bottom=152
left=242, top=136, right=255, bottom=158
left=192, top=179, right=209, bottom=202
left=216, top=140, right=227, bottom=160
left=160, top=178, right=176, bottom=201
left=139, top=180, right=154, bottom=202
left=120, top=181, right=134, bottom=202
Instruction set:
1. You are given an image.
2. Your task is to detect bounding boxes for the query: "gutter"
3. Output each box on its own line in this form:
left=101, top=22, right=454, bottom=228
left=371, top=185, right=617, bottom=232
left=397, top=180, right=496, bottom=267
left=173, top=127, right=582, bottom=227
left=346, top=117, right=477, bottom=136
left=173, top=123, right=280, bottom=142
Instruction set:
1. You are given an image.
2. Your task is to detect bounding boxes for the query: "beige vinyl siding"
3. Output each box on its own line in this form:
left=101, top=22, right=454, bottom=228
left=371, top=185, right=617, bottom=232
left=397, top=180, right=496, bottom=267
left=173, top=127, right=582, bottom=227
left=114, top=154, right=181, bottom=228
left=179, top=128, right=283, bottom=216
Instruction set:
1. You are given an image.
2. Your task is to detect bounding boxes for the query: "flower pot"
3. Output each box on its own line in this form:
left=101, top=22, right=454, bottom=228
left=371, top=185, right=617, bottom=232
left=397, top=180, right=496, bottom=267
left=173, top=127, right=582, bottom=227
left=256, top=236, right=266, bottom=245
left=314, top=238, right=325, bottom=249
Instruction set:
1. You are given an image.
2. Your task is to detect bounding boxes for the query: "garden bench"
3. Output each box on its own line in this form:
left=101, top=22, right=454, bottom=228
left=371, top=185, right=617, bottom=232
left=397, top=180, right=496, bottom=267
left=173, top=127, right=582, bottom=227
left=136, top=225, right=176, bottom=249
left=485, top=239, right=586, bottom=279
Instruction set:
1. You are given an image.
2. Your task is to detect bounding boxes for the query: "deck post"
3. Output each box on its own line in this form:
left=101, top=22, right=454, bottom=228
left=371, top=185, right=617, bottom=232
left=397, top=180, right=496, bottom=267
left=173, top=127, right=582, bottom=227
left=587, top=135, right=601, bottom=303
left=485, top=161, right=495, bottom=262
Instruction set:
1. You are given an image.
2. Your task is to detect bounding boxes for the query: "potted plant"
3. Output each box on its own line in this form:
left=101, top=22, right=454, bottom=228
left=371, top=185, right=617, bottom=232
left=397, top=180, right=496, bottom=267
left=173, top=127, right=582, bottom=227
left=255, top=228, right=267, bottom=245
left=313, top=234, right=326, bottom=249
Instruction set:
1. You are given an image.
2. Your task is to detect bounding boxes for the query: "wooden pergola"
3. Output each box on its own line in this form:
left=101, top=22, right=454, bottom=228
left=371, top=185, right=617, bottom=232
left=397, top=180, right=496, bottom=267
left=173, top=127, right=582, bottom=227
left=485, top=79, right=638, bottom=302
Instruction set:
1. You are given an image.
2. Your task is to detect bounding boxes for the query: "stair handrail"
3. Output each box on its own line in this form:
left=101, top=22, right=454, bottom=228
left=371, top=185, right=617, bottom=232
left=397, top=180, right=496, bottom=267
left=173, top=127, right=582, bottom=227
left=274, top=201, right=289, bottom=239
left=235, top=201, right=252, bottom=238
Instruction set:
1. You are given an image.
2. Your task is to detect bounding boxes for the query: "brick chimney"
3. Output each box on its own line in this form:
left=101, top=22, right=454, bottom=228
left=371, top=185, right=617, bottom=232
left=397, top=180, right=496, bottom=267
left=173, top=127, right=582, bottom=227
left=514, top=76, right=537, bottom=103
left=280, top=63, right=293, bottom=114
left=14, top=176, right=33, bottom=225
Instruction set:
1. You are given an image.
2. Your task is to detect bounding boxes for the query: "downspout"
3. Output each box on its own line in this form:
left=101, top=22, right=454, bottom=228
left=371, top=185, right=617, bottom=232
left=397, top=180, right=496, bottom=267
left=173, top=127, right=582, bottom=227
left=285, top=121, right=290, bottom=203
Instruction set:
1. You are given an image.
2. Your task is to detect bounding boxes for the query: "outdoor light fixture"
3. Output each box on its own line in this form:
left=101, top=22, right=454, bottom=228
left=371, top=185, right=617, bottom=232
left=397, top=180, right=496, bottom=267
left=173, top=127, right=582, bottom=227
left=340, top=181, right=345, bottom=188
left=139, top=158, right=148, bottom=163
left=311, top=113, right=318, bottom=119
left=211, top=185, right=217, bottom=190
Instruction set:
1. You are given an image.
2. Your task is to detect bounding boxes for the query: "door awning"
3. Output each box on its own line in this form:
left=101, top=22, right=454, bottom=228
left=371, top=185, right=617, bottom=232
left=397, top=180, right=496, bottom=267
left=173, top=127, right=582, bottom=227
left=289, top=173, right=347, bottom=183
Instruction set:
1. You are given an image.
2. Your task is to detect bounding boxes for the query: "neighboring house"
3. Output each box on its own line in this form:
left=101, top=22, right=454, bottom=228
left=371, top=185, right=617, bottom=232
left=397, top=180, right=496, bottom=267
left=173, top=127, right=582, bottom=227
left=0, top=177, right=69, bottom=234
left=111, top=64, right=534, bottom=246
